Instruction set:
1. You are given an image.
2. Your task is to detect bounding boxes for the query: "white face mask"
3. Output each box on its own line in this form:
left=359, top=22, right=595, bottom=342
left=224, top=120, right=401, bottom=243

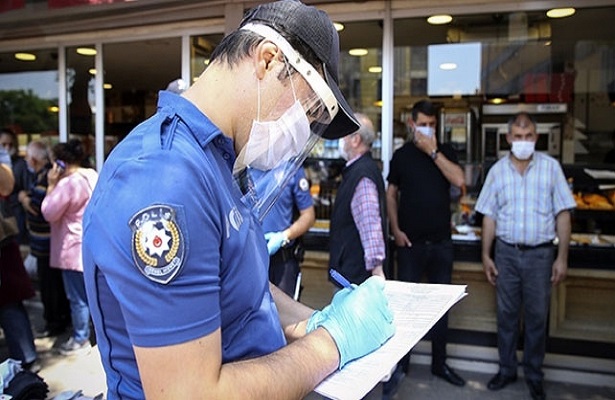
left=510, top=140, right=535, bottom=160
left=338, top=138, right=348, bottom=160
left=415, top=125, right=434, bottom=138
left=242, top=99, right=311, bottom=171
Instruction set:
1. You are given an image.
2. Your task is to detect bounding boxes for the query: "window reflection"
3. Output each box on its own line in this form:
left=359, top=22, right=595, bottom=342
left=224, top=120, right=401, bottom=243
left=66, top=45, right=96, bottom=166
left=103, top=38, right=181, bottom=153
left=0, top=49, right=59, bottom=155
left=393, top=7, right=615, bottom=165
left=321, top=20, right=383, bottom=160
left=190, top=34, right=223, bottom=84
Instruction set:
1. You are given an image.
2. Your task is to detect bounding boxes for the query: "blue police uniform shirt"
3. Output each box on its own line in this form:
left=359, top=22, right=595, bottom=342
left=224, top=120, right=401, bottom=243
left=259, top=168, right=313, bottom=236
left=82, top=91, right=286, bottom=400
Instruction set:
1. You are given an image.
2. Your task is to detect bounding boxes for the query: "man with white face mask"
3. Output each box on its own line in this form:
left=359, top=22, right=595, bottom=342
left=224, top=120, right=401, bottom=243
left=385, top=100, right=466, bottom=392
left=475, top=112, right=575, bottom=400
left=81, top=1, right=395, bottom=399
left=329, top=113, right=386, bottom=287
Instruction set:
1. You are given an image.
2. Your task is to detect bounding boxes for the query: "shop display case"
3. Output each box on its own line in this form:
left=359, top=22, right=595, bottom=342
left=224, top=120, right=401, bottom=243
left=302, top=156, right=346, bottom=251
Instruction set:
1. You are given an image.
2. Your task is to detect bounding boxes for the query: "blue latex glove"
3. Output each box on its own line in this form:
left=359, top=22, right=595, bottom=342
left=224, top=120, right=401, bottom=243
left=264, top=231, right=288, bottom=255
left=306, top=276, right=395, bottom=369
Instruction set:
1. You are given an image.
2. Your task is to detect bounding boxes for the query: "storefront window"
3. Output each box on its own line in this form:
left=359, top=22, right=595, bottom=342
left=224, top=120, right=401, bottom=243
left=66, top=45, right=96, bottom=165
left=312, top=19, right=383, bottom=160
left=103, top=38, right=181, bottom=150
left=393, top=7, right=615, bottom=167
left=0, top=49, right=59, bottom=154
left=190, top=34, right=223, bottom=84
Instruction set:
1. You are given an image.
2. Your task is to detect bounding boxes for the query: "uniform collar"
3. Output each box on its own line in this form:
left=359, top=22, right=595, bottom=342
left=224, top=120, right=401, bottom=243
left=157, top=91, right=234, bottom=155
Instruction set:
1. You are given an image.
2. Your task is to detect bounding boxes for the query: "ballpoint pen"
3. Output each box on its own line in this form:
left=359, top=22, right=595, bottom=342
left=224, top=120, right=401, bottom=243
left=329, top=269, right=353, bottom=289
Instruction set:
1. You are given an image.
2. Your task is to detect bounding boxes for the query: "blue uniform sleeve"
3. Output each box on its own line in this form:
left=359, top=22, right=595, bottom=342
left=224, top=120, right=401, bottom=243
left=84, top=122, right=223, bottom=348
left=292, top=167, right=313, bottom=212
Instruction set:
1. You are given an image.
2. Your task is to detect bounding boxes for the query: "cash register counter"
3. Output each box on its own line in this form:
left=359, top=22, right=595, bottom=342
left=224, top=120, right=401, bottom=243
left=302, top=226, right=615, bottom=372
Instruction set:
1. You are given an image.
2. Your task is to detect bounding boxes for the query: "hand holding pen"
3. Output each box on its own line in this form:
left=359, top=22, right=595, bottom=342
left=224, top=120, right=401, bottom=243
left=307, top=271, right=395, bottom=369
left=329, top=269, right=353, bottom=290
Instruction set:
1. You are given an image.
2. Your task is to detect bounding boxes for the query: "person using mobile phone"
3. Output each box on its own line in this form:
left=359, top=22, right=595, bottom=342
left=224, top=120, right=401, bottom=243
left=42, top=140, right=98, bottom=357
left=54, top=159, right=66, bottom=173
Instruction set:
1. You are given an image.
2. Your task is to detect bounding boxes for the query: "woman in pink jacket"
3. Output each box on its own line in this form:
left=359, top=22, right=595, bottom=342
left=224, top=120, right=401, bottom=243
left=42, top=139, right=98, bottom=356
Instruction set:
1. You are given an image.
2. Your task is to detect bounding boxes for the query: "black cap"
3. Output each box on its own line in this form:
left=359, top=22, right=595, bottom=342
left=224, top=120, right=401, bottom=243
left=240, top=0, right=360, bottom=140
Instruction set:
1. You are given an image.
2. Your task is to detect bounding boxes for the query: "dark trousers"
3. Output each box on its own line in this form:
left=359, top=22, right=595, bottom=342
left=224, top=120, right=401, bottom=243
left=37, top=255, right=70, bottom=331
left=396, top=239, right=454, bottom=371
left=269, top=248, right=300, bottom=299
left=0, top=302, right=37, bottom=364
left=494, top=239, right=554, bottom=381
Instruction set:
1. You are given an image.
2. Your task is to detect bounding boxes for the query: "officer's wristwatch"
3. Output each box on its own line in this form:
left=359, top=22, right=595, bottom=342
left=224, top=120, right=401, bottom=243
left=430, top=148, right=440, bottom=160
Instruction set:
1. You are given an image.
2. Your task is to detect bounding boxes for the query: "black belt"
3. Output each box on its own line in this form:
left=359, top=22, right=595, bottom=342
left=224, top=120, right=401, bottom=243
left=497, top=238, right=554, bottom=251
left=413, top=238, right=450, bottom=245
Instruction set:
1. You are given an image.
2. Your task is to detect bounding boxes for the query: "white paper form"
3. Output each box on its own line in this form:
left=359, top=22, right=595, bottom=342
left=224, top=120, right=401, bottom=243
left=314, top=281, right=467, bottom=400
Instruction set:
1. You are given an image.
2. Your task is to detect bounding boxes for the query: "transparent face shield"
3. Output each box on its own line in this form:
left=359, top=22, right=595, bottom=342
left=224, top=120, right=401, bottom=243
left=235, top=23, right=339, bottom=222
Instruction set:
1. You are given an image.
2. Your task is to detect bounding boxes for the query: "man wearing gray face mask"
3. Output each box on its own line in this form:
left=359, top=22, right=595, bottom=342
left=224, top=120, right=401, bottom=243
left=385, top=100, right=466, bottom=395
left=475, top=112, right=575, bottom=400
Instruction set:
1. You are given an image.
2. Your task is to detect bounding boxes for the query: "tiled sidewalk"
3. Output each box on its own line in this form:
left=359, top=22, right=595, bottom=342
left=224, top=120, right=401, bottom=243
left=2, top=284, right=615, bottom=399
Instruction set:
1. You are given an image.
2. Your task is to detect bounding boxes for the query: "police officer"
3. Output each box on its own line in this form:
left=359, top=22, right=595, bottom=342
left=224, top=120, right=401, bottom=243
left=260, top=166, right=315, bottom=299
left=82, top=1, right=395, bottom=399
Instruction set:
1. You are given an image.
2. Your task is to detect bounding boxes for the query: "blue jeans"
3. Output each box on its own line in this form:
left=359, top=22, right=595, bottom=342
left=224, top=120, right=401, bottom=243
left=396, top=239, right=454, bottom=370
left=62, top=270, right=90, bottom=343
left=494, top=239, right=554, bottom=381
left=0, top=302, right=37, bottom=364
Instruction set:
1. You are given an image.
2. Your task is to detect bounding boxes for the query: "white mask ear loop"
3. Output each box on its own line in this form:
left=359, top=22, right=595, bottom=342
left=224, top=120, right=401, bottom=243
left=256, top=54, right=298, bottom=123
left=256, top=78, right=262, bottom=122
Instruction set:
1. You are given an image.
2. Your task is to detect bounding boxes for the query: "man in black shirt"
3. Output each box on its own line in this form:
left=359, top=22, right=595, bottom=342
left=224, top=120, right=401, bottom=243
left=386, top=100, right=466, bottom=388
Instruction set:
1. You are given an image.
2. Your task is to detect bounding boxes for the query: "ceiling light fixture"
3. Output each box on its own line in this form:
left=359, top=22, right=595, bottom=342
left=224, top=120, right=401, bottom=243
left=88, top=68, right=97, bottom=75
left=76, top=47, right=97, bottom=56
left=15, top=52, right=36, bottom=61
left=103, top=83, right=112, bottom=90
left=439, top=62, right=457, bottom=70
left=368, top=66, right=382, bottom=73
left=348, top=48, right=368, bottom=56
left=427, top=14, right=453, bottom=25
left=546, top=8, right=575, bottom=19
left=333, top=22, right=344, bottom=32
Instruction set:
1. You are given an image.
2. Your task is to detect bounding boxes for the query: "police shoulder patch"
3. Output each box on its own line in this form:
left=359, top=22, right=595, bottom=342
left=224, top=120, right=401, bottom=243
left=129, top=204, right=186, bottom=284
left=299, top=177, right=310, bottom=192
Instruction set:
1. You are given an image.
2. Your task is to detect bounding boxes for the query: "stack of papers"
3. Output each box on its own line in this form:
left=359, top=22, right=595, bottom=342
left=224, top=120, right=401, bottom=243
left=315, top=281, right=467, bottom=400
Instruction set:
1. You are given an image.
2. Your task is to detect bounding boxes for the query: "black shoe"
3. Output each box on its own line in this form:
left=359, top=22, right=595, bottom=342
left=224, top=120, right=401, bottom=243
left=22, top=359, right=43, bottom=374
left=382, top=365, right=405, bottom=400
left=432, top=364, right=466, bottom=387
left=527, top=380, right=546, bottom=400
left=487, top=372, right=518, bottom=391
